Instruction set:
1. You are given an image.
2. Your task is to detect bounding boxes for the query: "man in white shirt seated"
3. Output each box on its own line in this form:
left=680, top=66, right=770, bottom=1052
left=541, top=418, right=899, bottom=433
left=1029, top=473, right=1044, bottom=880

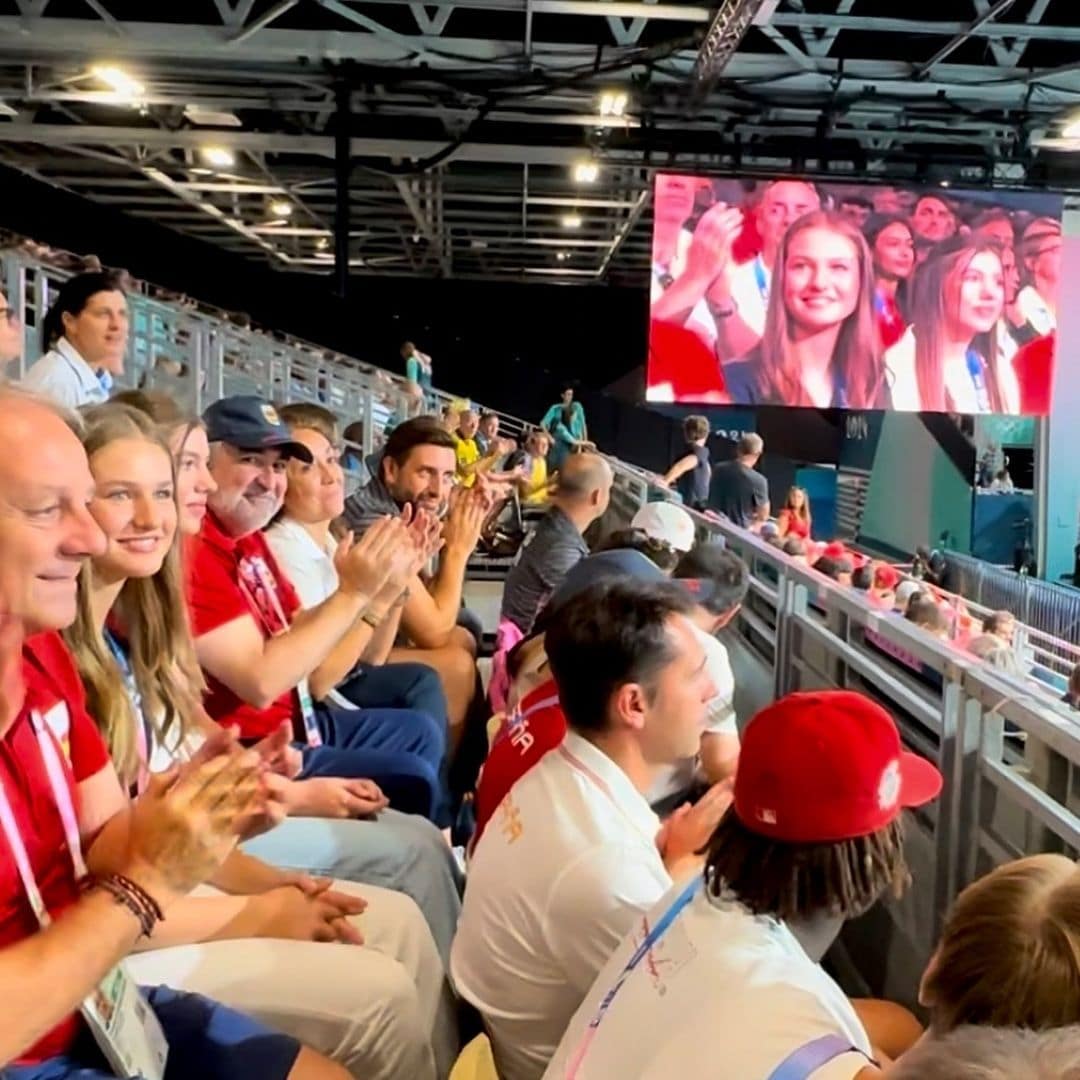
left=545, top=689, right=943, bottom=1080
left=450, top=579, right=733, bottom=1080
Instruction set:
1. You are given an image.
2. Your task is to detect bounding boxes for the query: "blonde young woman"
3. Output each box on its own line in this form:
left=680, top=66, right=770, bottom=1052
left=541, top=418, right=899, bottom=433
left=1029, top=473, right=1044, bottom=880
left=111, top=389, right=466, bottom=966
left=64, top=402, right=458, bottom=1079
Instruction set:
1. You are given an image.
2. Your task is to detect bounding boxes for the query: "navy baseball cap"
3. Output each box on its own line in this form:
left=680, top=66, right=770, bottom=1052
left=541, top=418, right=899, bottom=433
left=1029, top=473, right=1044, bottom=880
left=203, top=396, right=313, bottom=463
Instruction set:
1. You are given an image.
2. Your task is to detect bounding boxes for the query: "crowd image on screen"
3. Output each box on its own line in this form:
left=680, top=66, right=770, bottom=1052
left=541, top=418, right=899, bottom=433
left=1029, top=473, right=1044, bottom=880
left=647, top=175, right=1062, bottom=415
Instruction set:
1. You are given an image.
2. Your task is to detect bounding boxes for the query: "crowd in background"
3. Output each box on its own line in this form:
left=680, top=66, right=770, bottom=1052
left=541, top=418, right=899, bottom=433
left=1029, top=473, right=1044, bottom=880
left=1, top=265, right=1080, bottom=1080
left=648, top=176, right=1060, bottom=415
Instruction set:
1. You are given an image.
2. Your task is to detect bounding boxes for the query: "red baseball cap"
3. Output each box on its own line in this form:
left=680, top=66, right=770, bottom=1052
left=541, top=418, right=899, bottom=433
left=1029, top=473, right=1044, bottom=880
left=873, top=564, right=901, bottom=591
left=734, top=690, right=943, bottom=843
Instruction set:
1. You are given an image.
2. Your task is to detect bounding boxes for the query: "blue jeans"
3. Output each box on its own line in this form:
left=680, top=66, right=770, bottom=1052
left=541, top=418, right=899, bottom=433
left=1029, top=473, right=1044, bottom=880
left=4, top=987, right=299, bottom=1080
left=336, top=661, right=448, bottom=724
left=301, top=704, right=446, bottom=823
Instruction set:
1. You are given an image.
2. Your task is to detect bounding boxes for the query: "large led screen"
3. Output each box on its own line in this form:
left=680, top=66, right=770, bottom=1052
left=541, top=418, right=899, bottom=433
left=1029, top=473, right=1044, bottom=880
left=646, top=174, right=1062, bottom=414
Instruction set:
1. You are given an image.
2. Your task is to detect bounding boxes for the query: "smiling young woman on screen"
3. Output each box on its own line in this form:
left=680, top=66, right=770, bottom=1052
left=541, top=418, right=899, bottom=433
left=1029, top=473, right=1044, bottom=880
left=884, top=235, right=1020, bottom=415
left=721, top=211, right=887, bottom=410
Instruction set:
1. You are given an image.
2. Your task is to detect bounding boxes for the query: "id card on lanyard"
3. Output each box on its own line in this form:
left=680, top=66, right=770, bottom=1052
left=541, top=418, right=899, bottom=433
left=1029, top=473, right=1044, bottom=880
left=0, top=712, right=168, bottom=1079
left=237, top=554, right=322, bottom=749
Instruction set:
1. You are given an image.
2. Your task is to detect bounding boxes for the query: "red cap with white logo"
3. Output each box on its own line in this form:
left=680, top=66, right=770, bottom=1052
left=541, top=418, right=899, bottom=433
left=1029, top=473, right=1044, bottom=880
left=733, top=690, right=943, bottom=843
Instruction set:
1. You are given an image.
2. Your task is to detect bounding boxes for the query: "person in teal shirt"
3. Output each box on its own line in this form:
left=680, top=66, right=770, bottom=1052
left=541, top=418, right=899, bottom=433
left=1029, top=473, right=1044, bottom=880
left=401, top=341, right=434, bottom=411
left=540, top=385, right=589, bottom=470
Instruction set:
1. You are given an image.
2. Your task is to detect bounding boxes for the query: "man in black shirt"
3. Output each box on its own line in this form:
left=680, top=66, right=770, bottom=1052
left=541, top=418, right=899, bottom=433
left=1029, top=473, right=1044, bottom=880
left=661, top=414, right=711, bottom=511
left=708, top=432, right=769, bottom=528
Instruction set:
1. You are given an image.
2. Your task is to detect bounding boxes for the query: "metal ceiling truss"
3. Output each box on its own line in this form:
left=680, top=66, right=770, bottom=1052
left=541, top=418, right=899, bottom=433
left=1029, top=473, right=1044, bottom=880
left=0, top=0, right=1075, bottom=284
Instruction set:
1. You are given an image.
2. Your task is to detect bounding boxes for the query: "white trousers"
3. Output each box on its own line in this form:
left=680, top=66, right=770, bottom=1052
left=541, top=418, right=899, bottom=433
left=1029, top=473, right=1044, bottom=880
left=125, top=880, right=459, bottom=1080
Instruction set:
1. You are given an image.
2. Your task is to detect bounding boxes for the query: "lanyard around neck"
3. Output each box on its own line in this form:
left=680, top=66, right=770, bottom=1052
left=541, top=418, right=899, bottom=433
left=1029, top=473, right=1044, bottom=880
left=0, top=711, right=87, bottom=927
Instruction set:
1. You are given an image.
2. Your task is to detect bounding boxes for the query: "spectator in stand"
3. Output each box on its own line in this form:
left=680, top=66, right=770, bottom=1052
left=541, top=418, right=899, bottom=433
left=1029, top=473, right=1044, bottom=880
left=452, top=581, right=731, bottom=1080
left=1016, top=217, right=1061, bottom=336
left=342, top=416, right=485, bottom=758
left=474, top=412, right=500, bottom=456
left=865, top=214, right=915, bottom=350
left=894, top=581, right=923, bottom=614
left=971, top=208, right=1016, bottom=252
left=539, top=386, right=588, bottom=471
left=885, top=236, right=1015, bottom=414
left=264, top=405, right=452, bottom=784
left=340, top=420, right=373, bottom=484
left=776, top=485, right=812, bottom=540
left=782, top=535, right=809, bottom=564
left=453, top=408, right=484, bottom=488
left=0, top=386, right=351, bottom=1080
left=64, top=402, right=457, bottom=1079
left=919, top=854, right=1080, bottom=1035
left=814, top=553, right=854, bottom=588
left=22, top=270, right=129, bottom=408
left=499, top=453, right=613, bottom=636
left=984, top=609, right=1017, bottom=648
left=517, top=428, right=554, bottom=507
left=911, top=193, right=957, bottom=248
left=889, top=1026, right=1080, bottom=1080
left=545, top=690, right=942, bottom=1080
left=851, top=565, right=873, bottom=591
left=907, top=597, right=951, bottom=640
left=402, top=341, right=434, bottom=409
left=659, top=415, right=711, bottom=511
left=839, top=193, right=873, bottom=230
left=0, top=288, right=22, bottom=366
left=709, top=432, right=769, bottom=528
left=722, top=212, right=887, bottom=409
left=967, top=632, right=1026, bottom=680
left=184, top=395, right=446, bottom=821
left=118, top=390, right=465, bottom=967
left=872, top=564, right=901, bottom=607
left=630, top=501, right=697, bottom=562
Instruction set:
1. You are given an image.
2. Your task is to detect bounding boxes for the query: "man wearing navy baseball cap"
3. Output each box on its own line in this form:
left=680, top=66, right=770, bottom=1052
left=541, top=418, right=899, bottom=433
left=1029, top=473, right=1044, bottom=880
left=183, top=393, right=450, bottom=827
left=546, top=689, right=942, bottom=1080
left=202, top=395, right=315, bottom=464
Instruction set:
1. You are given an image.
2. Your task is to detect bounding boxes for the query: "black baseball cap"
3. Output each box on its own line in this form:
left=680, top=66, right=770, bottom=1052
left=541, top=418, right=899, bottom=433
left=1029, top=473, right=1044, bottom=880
left=203, top=395, right=313, bottom=463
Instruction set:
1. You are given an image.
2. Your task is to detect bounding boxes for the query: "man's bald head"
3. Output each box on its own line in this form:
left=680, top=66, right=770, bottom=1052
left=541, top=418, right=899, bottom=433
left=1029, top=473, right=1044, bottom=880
left=555, top=452, right=613, bottom=527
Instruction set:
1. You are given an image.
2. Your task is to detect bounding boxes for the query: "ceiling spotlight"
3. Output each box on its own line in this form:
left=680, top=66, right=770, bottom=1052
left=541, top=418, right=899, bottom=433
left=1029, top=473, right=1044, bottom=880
left=90, top=65, right=144, bottom=102
left=598, top=91, right=628, bottom=118
left=315, top=236, right=329, bottom=250
left=939, top=179, right=951, bottom=188
left=1063, top=115, right=1080, bottom=139
left=200, top=145, right=235, bottom=169
left=561, top=213, right=583, bottom=229
left=268, top=199, right=293, bottom=218
left=556, top=250, right=571, bottom=262
left=573, top=161, right=600, bottom=184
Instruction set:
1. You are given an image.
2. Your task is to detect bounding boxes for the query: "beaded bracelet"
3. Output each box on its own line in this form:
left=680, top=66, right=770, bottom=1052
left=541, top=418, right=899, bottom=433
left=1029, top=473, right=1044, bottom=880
left=85, top=873, right=164, bottom=938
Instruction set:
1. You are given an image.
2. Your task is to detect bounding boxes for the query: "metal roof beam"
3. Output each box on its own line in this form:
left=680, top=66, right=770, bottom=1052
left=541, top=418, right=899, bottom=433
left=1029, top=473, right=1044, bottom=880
left=918, top=0, right=1017, bottom=79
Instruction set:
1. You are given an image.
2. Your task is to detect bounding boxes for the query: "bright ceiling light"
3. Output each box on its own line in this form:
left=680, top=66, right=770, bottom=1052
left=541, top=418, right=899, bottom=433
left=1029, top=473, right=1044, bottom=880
left=184, top=105, right=242, bottom=128
left=1062, top=116, right=1080, bottom=139
left=315, top=236, right=329, bottom=250
left=598, top=91, right=628, bottom=118
left=562, top=213, right=583, bottom=229
left=573, top=161, right=600, bottom=183
left=91, top=65, right=144, bottom=101
left=200, top=145, right=235, bottom=168
left=556, top=251, right=571, bottom=261
left=269, top=199, right=293, bottom=218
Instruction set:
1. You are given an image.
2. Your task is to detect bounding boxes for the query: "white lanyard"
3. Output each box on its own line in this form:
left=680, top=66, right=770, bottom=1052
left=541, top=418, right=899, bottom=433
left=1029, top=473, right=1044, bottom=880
left=237, top=554, right=322, bottom=748
left=0, top=710, right=88, bottom=926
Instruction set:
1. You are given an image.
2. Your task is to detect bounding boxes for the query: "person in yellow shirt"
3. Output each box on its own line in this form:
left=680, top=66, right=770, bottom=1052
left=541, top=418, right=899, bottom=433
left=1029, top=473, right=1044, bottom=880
left=455, top=408, right=483, bottom=487
left=519, top=429, right=554, bottom=507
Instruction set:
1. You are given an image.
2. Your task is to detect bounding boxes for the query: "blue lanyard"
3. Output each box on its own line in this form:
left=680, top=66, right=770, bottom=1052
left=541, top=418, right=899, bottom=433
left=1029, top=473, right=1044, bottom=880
left=580, top=878, right=701, bottom=1036
left=753, top=256, right=769, bottom=303
left=965, top=348, right=991, bottom=411
left=103, top=629, right=155, bottom=786
left=766, top=1035, right=857, bottom=1080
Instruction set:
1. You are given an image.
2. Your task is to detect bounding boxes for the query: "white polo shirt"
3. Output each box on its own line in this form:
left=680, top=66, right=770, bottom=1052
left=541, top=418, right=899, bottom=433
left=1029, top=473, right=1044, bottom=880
left=22, top=337, right=112, bottom=408
left=544, top=882, right=873, bottom=1080
left=451, top=731, right=672, bottom=1080
left=647, top=623, right=738, bottom=806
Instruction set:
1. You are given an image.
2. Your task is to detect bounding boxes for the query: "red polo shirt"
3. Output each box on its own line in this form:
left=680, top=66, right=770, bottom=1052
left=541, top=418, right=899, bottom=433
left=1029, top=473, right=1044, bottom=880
left=472, top=679, right=567, bottom=851
left=184, top=511, right=302, bottom=739
left=1, top=631, right=112, bottom=1063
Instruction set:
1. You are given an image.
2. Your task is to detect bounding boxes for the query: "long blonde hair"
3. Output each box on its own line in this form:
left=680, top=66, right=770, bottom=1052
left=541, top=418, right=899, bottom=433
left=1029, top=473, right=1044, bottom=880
left=63, top=403, right=204, bottom=787
left=923, top=853, right=1080, bottom=1033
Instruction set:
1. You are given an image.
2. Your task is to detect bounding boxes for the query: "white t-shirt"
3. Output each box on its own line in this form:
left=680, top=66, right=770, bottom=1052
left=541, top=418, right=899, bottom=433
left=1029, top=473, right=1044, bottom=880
left=450, top=732, right=672, bottom=1080
left=265, top=517, right=339, bottom=609
left=544, top=883, right=873, bottom=1080
left=22, top=338, right=112, bottom=409
left=647, top=623, right=738, bottom=805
